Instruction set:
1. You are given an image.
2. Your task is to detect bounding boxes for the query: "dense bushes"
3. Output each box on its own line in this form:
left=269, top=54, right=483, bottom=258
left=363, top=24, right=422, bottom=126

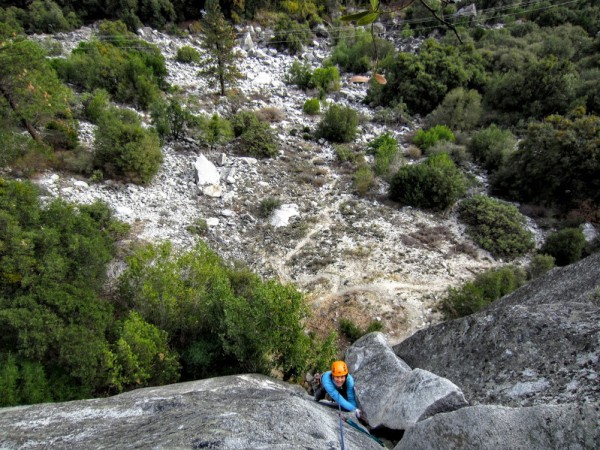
left=175, top=45, right=200, bottom=63
left=117, top=241, right=321, bottom=379
left=491, top=113, right=600, bottom=214
left=366, top=39, right=486, bottom=115
left=459, top=195, right=534, bottom=259
left=0, top=180, right=131, bottom=404
left=413, top=125, right=456, bottom=151
left=541, top=227, right=586, bottom=266
left=271, top=16, right=312, bottom=54
left=468, top=124, right=516, bottom=173
left=425, top=87, right=482, bottom=131
left=389, top=153, right=467, bottom=211
left=52, top=20, right=167, bottom=109
left=231, top=111, right=278, bottom=158
left=330, top=28, right=396, bottom=74
left=440, top=266, right=526, bottom=319
left=94, top=107, right=163, bottom=184
left=316, top=104, right=358, bottom=143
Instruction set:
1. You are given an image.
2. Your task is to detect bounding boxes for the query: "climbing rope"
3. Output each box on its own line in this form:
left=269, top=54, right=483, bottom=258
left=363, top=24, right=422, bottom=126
left=338, top=401, right=345, bottom=450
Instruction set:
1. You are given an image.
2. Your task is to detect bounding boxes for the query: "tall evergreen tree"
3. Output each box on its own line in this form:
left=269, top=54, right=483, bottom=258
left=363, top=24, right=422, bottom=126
left=198, top=0, right=242, bottom=96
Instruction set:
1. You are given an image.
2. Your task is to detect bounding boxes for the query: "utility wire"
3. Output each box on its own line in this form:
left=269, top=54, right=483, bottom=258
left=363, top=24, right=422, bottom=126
left=59, top=0, right=585, bottom=50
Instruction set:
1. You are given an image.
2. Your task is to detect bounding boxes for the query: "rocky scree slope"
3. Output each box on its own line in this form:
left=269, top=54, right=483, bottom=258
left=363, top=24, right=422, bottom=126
left=34, top=24, right=511, bottom=344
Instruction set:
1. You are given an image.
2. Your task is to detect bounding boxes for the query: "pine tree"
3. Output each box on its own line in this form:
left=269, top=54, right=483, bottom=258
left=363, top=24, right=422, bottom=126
left=198, top=0, right=242, bottom=96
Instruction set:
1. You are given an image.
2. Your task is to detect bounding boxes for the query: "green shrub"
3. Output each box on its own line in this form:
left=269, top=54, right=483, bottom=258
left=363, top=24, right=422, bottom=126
left=335, top=144, right=359, bottom=164
left=354, top=165, right=374, bottom=196
left=303, top=98, right=320, bottom=115
left=81, top=89, right=110, bottom=124
left=389, top=153, right=467, bottom=211
left=118, top=241, right=314, bottom=380
left=425, top=141, right=471, bottom=168
left=491, top=114, right=600, bottom=213
left=541, top=227, right=586, bottom=266
left=233, top=114, right=278, bottom=158
left=425, top=87, right=482, bottom=131
left=440, top=266, right=527, bottom=319
left=94, top=107, right=163, bottom=184
left=271, top=16, right=312, bottom=55
left=186, top=218, right=208, bottom=236
left=231, top=111, right=260, bottom=137
left=317, top=104, right=358, bottom=143
left=459, top=195, right=535, bottom=259
left=285, top=59, right=314, bottom=90
left=372, top=103, right=411, bottom=127
left=413, top=125, right=456, bottom=151
left=339, top=318, right=362, bottom=342
left=339, top=318, right=384, bottom=343
left=312, top=66, right=340, bottom=97
left=468, top=125, right=516, bottom=173
left=366, top=39, right=486, bottom=115
left=175, top=45, right=200, bottom=63
left=527, top=253, right=556, bottom=280
left=150, top=96, right=197, bottom=142
left=330, top=28, right=396, bottom=74
left=367, top=132, right=399, bottom=175
left=53, top=20, right=167, bottom=109
left=26, top=0, right=72, bottom=33
left=197, top=114, right=234, bottom=150
left=259, top=197, right=282, bottom=218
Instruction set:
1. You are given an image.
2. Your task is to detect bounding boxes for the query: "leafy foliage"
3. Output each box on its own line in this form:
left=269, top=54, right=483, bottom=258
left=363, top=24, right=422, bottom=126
left=366, top=39, right=486, bottom=115
left=271, top=16, right=312, bottom=55
left=366, top=132, right=399, bottom=175
left=312, top=65, right=340, bottom=98
left=541, top=227, right=587, bottom=266
left=425, top=87, right=482, bottom=131
left=484, top=56, right=578, bottom=124
left=468, top=124, right=516, bottom=173
left=389, top=153, right=467, bottom=211
left=196, top=113, right=234, bottom=150
left=285, top=59, right=314, bottom=90
left=491, top=113, right=600, bottom=213
left=175, top=45, right=201, bottom=63
left=94, top=106, right=163, bottom=184
left=413, top=125, right=456, bottom=151
left=440, top=266, right=526, bottom=319
left=52, top=20, right=167, bottom=109
left=117, top=241, right=315, bottom=380
left=0, top=180, right=127, bottom=403
left=150, top=96, right=197, bottom=142
left=317, top=104, right=358, bottom=143
left=303, top=98, right=320, bottom=115
left=231, top=111, right=278, bottom=158
left=330, top=28, right=396, bottom=74
left=459, top=195, right=534, bottom=259
left=0, top=38, right=74, bottom=144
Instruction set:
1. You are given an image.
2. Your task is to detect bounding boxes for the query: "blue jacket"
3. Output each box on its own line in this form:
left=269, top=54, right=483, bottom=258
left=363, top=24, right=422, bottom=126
left=321, top=370, right=357, bottom=412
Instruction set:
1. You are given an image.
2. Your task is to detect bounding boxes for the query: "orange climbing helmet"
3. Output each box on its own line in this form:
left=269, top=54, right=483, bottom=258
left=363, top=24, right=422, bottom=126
left=331, top=360, right=348, bottom=377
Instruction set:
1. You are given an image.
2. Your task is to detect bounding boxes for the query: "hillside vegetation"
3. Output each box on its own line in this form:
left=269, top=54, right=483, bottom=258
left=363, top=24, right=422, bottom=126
left=0, top=0, right=598, bottom=405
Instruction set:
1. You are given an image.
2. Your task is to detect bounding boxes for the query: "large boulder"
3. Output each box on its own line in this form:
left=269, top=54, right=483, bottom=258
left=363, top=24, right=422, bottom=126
left=393, top=252, right=600, bottom=407
left=395, top=403, right=600, bottom=450
left=0, top=374, right=382, bottom=450
left=346, top=332, right=468, bottom=429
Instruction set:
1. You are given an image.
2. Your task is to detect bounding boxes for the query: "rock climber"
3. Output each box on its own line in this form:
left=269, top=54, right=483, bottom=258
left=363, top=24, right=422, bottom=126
left=314, top=360, right=366, bottom=421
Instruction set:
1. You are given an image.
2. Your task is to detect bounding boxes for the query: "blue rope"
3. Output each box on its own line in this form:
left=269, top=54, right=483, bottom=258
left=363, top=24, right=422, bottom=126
left=338, top=401, right=345, bottom=450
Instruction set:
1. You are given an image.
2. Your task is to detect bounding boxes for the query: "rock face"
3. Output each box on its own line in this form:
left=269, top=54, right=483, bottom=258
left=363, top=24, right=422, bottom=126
left=346, top=332, right=468, bottom=429
left=0, top=374, right=381, bottom=450
left=393, top=252, right=600, bottom=407
left=395, top=403, right=600, bottom=450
